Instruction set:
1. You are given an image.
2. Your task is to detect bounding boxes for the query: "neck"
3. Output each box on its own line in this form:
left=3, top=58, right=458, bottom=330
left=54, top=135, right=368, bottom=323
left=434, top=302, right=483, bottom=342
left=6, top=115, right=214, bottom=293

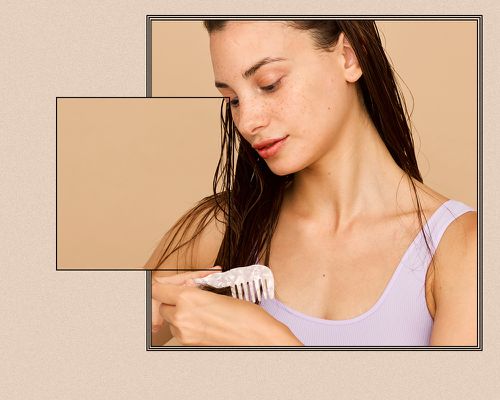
left=284, top=107, right=409, bottom=233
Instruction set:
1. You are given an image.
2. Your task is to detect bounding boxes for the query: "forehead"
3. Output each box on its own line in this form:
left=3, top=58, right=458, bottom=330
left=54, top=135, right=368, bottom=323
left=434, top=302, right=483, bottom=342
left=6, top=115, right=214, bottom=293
left=209, top=22, right=311, bottom=75
left=209, top=21, right=291, bottom=48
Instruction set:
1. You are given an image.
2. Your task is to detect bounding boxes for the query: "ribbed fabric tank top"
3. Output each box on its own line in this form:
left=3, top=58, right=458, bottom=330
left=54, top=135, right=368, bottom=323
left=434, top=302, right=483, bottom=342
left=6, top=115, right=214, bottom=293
left=259, top=199, right=475, bottom=346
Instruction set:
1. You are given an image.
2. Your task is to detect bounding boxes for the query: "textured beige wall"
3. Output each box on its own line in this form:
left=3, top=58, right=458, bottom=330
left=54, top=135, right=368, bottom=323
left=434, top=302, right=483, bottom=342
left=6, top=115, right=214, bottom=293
left=2, top=2, right=497, bottom=400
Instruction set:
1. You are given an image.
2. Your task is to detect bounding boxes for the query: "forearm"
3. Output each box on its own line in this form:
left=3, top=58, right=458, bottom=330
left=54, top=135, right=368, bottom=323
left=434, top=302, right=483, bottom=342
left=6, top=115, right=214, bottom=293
left=164, top=336, right=182, bottom=346
left=268, top=323, right=303, bottom=346
left=161, top=321, right=302, bottom=346
left=208, top=316, right=303, bottom=346
left=165, top=330, right=302, bottom=346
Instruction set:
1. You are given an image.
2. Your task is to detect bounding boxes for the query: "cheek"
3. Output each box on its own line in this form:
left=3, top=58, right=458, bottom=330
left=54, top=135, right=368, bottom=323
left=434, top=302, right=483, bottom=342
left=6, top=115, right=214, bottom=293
left=286, top=79, right=337, bottom=140
left=275, top=79, right=312, bottom=123
left=310, top=77, right=347, bottom=133
left=288, top=80, right=346, bottom=159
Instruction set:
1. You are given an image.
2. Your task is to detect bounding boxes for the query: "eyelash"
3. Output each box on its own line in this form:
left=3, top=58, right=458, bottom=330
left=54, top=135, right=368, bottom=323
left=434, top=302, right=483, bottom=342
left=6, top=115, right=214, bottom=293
left=230, top=78, right=283, bottom=108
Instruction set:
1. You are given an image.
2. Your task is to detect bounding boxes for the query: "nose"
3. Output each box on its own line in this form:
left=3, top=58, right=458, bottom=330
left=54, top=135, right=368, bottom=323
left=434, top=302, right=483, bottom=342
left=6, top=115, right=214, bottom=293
left=234, top=96, right=269, bottom=138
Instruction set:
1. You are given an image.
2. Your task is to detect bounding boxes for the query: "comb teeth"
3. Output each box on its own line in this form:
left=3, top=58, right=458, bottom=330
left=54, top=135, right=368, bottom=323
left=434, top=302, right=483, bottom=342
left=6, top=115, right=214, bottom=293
left=193, top=265, right=274, bottom=303
left=254, top=278, right=262, bottom=302
left=248, top=281, right=256, bottom=303
left=236, top=282, right=244, bottom=300
left=261, top=278, right=268, bottom=300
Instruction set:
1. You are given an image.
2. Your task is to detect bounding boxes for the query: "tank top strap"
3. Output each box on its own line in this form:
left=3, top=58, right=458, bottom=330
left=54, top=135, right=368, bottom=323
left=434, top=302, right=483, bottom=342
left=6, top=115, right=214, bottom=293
left=403, top=199, right=475, bottom=269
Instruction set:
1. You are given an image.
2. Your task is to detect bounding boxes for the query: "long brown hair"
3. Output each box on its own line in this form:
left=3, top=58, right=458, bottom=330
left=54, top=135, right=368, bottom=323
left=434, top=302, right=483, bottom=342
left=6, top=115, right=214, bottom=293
left=147, top=20, right=434, bottom=293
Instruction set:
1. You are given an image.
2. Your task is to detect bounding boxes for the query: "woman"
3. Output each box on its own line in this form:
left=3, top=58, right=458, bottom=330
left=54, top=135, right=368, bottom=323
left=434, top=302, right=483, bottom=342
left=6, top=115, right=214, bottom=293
left=148, top=20, right=477, bottom=346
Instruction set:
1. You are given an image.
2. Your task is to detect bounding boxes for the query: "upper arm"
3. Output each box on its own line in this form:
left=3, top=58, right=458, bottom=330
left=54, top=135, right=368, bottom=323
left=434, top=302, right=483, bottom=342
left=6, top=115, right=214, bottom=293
left=144, top=201, right=226, bottom=273
left=429, top=211, right=478, bottom=346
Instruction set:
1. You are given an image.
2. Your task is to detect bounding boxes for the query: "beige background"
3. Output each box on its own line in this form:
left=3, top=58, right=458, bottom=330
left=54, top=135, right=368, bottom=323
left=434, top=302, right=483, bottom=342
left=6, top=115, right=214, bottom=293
left=57, top=98, right=221, bottom=268
left=58, top=20, right=477, bottom=269
left=1, top=2, right=498, bottom=400
left=154, top=20, right=477, bottom=205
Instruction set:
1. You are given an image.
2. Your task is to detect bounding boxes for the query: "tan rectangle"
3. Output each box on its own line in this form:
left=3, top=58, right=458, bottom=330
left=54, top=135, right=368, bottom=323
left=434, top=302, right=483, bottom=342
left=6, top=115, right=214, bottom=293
left=57, top=98, right=221, bottom=269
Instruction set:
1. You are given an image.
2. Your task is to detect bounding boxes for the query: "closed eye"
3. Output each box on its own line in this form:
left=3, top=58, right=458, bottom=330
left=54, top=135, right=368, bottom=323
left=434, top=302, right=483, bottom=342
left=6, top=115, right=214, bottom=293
left=229, top=77, right=284, bottom=108
left=261, top=78, right=283, bottom=93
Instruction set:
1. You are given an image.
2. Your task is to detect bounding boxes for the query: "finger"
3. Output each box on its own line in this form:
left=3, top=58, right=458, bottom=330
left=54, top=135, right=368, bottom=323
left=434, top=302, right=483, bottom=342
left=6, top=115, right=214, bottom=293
left=159, top=303, right=177, bottom=324
left=169, top=324, right=181, bottom=343
left=152, top=298, right=164, bottom=332
left=153, top=267, right=222, bottom=286
left=152, top=281, right=186, bottom=305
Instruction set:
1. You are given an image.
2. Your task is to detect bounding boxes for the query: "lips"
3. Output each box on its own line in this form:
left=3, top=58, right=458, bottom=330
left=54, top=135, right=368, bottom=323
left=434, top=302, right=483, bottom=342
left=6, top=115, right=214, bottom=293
left=252, top=136, right=288, bottom=150
left=253, top=136, right=289, bottom=159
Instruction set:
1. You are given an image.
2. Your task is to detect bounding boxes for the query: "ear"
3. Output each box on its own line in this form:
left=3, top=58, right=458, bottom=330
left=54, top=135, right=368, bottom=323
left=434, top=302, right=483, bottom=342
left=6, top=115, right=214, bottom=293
left=338, top=33, right=363, bottom=83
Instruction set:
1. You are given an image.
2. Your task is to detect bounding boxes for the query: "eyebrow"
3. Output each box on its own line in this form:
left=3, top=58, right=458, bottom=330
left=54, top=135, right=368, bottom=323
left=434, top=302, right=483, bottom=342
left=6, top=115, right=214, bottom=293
left=214, top=57, right=287, bottom=89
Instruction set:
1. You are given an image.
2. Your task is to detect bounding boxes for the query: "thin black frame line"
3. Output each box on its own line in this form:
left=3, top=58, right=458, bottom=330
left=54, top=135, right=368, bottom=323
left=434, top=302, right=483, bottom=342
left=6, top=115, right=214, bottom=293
left=148, top=344, right=480, bottom=350
left=55, top=96, right=226, bottom=271
left=56, top=269, right=221, bottom=271
left=146, top=271, right=152, bottom=350
left=56, top=98, right=58, bottom=273
left=149, top=346, right=480, bottom=350
left=146, top=272, right=480, bottom=351
left=55, top=96, right=227, bottom=99
left=146, top=16, right=483, bottom=351
left=477, top=16, right=484, bottom=350
left=147, top=15, right=482, bottom=20
left=146, top=16, right=152, bottom=98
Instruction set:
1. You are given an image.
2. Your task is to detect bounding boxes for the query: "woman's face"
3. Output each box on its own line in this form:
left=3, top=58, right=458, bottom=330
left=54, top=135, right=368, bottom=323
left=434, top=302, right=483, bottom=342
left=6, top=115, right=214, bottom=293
left=209, top=22, right=361, bottom=176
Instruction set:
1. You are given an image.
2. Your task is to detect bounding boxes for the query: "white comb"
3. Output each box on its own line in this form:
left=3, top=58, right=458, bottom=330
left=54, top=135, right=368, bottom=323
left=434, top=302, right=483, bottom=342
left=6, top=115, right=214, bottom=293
left=193, top=264, right=274, bottom=302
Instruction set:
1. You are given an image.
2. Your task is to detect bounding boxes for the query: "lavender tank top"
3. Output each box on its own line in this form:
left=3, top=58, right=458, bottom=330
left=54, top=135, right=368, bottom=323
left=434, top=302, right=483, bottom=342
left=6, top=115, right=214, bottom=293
left=259, top=199, right=475, bottom=346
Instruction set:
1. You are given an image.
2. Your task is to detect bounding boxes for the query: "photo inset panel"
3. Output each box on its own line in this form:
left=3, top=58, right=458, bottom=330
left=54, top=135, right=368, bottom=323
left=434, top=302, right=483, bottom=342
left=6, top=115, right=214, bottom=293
left=146, top=18, right=479, bottom=348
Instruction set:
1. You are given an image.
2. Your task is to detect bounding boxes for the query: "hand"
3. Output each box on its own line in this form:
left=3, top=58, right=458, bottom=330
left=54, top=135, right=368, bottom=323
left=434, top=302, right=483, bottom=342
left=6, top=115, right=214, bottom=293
left=151, top=267, right=222, bottom=334
left=152, top=274, right=302, bottom=346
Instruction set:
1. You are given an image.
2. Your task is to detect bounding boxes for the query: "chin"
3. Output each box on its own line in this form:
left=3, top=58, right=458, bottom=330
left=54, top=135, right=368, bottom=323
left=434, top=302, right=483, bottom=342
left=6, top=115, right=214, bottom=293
left=265, top=159, right=302, bottom=176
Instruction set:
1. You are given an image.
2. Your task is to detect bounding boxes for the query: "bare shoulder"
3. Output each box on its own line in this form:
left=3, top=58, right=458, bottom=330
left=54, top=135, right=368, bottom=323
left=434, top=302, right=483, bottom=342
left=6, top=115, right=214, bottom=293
left=144, top=198, right=226, bottom=273
left=433, top=209, right=477, bottom=268
left=418, top=179, right=477, bottom=295
left=429, top=208, right=477, bottom=345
